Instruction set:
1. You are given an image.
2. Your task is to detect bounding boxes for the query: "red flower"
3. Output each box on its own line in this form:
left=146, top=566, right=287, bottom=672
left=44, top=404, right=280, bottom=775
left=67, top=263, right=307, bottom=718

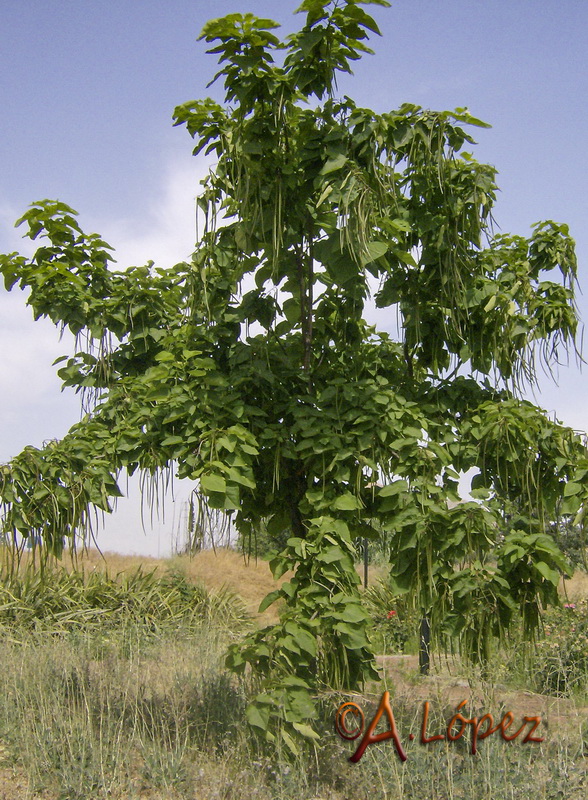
left=387, top=610, right=397, bottom=619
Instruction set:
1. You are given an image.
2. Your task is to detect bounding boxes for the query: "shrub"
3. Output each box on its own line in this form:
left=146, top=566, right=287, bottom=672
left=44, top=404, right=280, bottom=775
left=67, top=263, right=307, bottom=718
left=363, top=580, right=419, bottom=654
left=533, top=599, right=588, bottom=697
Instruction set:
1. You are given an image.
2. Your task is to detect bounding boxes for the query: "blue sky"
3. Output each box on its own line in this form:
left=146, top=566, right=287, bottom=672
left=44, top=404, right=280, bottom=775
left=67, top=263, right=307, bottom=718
left=1, top=0, right=587, bottom=555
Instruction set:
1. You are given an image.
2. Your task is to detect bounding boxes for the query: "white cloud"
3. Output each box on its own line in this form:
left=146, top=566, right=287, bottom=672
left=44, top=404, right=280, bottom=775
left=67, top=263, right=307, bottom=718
left=96, top=154, right=212, bottom=270
left=0, top=153, right=212, bottom=554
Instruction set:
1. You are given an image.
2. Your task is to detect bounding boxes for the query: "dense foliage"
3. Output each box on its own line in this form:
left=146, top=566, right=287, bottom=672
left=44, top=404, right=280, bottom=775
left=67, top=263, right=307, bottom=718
left=1, top=0, right=587, bottom=750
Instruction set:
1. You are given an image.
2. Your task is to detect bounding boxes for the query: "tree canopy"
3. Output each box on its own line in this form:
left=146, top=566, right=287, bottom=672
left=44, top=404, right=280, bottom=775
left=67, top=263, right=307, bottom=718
left=1, top=0, right=587, bottom=751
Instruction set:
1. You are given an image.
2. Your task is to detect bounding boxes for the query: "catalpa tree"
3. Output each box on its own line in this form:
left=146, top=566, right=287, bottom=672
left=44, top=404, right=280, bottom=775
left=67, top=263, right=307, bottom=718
left=1, top=0, right=587, bottom=749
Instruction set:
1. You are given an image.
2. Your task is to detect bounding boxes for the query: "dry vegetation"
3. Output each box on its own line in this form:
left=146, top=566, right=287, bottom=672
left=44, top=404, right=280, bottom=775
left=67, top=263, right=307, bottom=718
left=8, top=546, right=285, bottom=624
left=561, top=569, right=588, bottom=602
left=0, top=547, right=586, bottom=799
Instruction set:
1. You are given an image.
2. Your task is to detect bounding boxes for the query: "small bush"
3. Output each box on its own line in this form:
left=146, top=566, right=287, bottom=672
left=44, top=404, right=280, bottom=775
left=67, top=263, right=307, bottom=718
left=363, top=580, right=419, bottom=654
left=533, top=599, right=588, bottom=697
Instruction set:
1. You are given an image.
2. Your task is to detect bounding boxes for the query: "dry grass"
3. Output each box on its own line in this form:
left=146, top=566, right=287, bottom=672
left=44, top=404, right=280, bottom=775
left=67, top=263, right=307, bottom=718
left=0, top=550, right=586, bottom=799
left=167, top=548, right=290, bottom=624
left=0, top=766, right=32, bottom=800
left=1, top=546, right=288, bottom=625
left=561, top=569, right=588, bottom=601
left=4, top=548, right=171, bottom=578
left=1, top=627, right=586, bottom=800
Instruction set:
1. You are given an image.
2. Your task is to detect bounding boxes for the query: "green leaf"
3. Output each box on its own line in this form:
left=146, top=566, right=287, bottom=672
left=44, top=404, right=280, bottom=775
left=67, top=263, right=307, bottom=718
left=335, top=622, right=370, bottom=650
left=378, top=480, right=408, bottom=498
left=258, top=589, right=281, bottom=613
left=280, top=729, right=300, bottom=757
left=290, top=625, right=317, bottom=657
left=292, top=722, right=320, bottom=740
left=161, top=435, right=184, bottom=446
left=361, top=241, right=388, bottom=265
left=484, top=294, right=497, bottom=312
left=154, top=351, right=175, bottom=362
left=534, top=561, right=560, bottom=585
left=320, top=153, right=347, bottom=174
left=227, top=466, right=256, bottom=489
left=246, top=703, right=270, bottom=731
left=392, top=248, right=417, bottom=267
left=144, top=386, right=170, bottom=401
left=331, top=493, right=362, bottom=511
left=337, top=603, right=370, bottom=623
left=200, top=474, right=226, bottom=494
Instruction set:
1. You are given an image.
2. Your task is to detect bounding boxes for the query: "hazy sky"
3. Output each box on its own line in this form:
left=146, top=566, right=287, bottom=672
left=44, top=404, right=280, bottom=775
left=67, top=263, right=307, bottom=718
left=1, top=0, right=587, bottom=555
